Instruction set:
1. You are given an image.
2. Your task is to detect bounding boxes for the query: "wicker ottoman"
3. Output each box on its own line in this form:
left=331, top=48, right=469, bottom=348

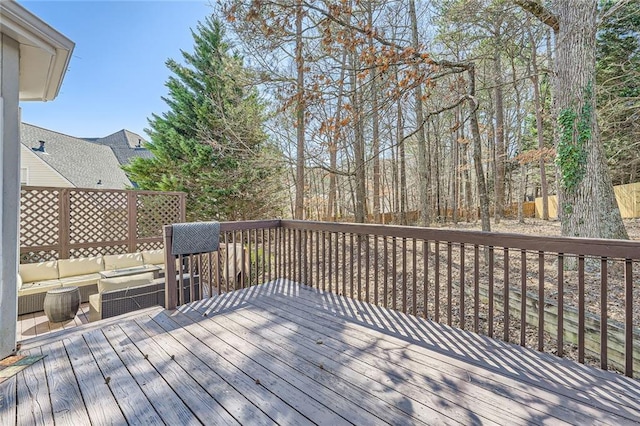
left=44, top=286, right=80, bottom=323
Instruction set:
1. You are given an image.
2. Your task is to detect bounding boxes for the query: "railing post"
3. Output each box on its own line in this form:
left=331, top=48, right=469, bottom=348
left=163, top=224, right=177, bottom=310
left=127, top=191, right=138, bottom=253
left=59, top=188, right=70, bottom=259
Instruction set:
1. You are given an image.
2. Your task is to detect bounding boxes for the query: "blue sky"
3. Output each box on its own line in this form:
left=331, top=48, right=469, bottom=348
left=19, top=1, right=214, bottom=139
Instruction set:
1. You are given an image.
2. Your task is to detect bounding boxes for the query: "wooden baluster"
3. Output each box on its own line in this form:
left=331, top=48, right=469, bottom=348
left=520, top=249, right=527, bottom=346
left=600, top=257, right=608, bottom=370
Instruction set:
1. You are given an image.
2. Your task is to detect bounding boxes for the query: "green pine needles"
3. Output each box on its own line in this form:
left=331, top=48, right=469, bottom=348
left=556, top=83, right=593, bottom=193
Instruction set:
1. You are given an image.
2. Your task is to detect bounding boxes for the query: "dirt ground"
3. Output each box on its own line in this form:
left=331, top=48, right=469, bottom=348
left=431, top=217, right=640, bottom=240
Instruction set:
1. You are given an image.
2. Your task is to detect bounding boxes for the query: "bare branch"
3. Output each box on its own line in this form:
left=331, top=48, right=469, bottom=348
left=514, top=0, right=559, bottom=33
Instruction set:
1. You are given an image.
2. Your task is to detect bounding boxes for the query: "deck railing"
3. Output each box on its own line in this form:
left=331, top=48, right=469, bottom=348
left=164, top=219, right=640, bottom=378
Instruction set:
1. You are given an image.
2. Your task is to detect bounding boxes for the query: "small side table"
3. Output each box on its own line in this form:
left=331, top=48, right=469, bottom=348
left=44, top=286, right=80, bottom=323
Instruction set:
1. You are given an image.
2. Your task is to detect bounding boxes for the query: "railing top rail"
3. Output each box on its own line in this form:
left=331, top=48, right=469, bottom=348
left=280, top=220, right=640, bottom=259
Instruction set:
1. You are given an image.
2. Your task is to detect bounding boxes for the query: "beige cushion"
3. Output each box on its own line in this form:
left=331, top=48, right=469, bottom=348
left=18, top=280, right=62, bottom=297
left=58, top=256, right=104, bottom=278
left=16, top=274, right=22, bottom=290
left=103, top=253, right=144, bottom=271
left=19, top=261, right=59, bottom=283
left=142, top=249, right=164, bottom=265
left=89, top=293, right=101, bottom=322
left=59, top=273, right=101, bottom=288
left=98, top=272, right=154, bottom=293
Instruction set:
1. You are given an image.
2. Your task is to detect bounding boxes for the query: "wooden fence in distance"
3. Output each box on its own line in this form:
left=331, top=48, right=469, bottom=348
left=20, top=186, right=186, bottom=263
left=536, top=181, right=640, bottom=219
left=324, top=202, right=536, bottom=224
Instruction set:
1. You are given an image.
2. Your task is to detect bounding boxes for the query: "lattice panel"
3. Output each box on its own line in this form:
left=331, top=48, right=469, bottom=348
left=20, top=188, right=60, bottom=247
left=70, top=245, right=129, bottom=259
left=137, top=194, right=182, bottom=238
left=20, top=250, right=59, bottom=264
left=69, top=190, right=128, bottom=244
left=137, top=241, right=164, bottom=252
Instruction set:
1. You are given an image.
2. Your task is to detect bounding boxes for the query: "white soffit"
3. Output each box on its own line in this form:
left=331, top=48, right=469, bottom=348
left=1, top=1, right=75, bottom=101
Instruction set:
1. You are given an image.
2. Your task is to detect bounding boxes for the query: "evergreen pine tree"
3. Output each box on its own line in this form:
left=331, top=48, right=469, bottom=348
left=124, top=16, right=284, bottom=221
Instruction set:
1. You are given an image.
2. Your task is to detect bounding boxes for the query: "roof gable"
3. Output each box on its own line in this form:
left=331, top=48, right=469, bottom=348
left=21, top=123, right=131, bottom=189
left=90, top=129, right=154, bottom=165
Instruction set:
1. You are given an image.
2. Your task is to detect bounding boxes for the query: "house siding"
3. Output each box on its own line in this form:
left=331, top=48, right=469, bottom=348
left=20, top=144, right=72, bottom=187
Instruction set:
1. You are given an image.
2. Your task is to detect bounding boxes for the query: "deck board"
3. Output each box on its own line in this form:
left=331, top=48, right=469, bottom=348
left=101, top=324, right=200, bottom=425
left=140, top=311, right=316, bottom=425
left=157, top=309, right=360, bottom=425
left=118, top=320, right=241, bottom=425
left=82, top=328, right=163, bottom=424
left=15, top=347, right=53, bottom=425
left=224, top=298, right=558, bottom=425
left=179, top=305, right=437, bottom=425
left=17, top=303, right=90, bottom=341
left=4, top=279, right=640, bottom=425
left=62, top=335, right=127, bottom=425
left=257, top=283, right=638, bottom=422
left=129, top=317, right=273, bottom=425
left=43, top=341, right=91, bottom=425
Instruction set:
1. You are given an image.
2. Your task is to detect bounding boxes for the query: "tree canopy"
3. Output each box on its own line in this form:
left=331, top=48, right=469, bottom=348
left=124, top=16, right=285, bottom=221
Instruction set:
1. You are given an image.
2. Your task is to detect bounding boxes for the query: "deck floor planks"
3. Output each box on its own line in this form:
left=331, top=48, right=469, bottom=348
left=194, top=282, right=637, bottom=421
left=156, top=310, right=363, bottom=425
left=82, top=328, right=164, bottom=424
left=100, top=323, right=201, bottom=425
left=17, top=303, right=91, bottom=341
left=259, top=284, right=637, bottom=424
left=0, top=376, right=16, bottom=426
left=42, top=340, right=91, bottom=425
left=212, top=291, right=578, bottom=426
left=278, top=282, right=640, bottom=415
left=15, top=347, right=53, bottom=425
left=7, top=279, right=640, bottom=426
left=179, top=306, right=446, bottom=426
left=131, top=315, right=278, bottom=426
left=144, top=312, right=317, bottom=426
left=222, top=299, right=541, bottom=426
left=62, top=334, right=127, bottom=425
left=118, top=320, right=242, bottom=426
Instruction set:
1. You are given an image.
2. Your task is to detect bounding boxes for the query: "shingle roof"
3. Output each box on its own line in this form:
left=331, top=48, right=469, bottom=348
left=90, top=129, right=154, bottom=165
left=21, top=123, right=132, bottom=189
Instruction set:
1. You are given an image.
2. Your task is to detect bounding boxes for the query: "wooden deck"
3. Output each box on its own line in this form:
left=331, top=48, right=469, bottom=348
left=17, top=303, right=90, bottom=341
left=3, top=279, right=640, bottom=425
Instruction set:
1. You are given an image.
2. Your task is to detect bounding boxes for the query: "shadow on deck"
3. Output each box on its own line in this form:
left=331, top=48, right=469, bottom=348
left=3, top=279, right=640, bottom=425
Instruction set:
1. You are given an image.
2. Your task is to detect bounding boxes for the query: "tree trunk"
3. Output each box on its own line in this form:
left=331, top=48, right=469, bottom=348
left=350, top=53, right=367, bottom=224
left=530, top=30, right=549, bottom=220
left=409, top=0, right=430, bottom=227
left=367, top=2, right=381, bottom=223
left=493, top=51, right=506, bottom=224
left=398, top=95, right=407, bottom=225
left=516, top=0, right=627, bottom=239
left=294, top=0, right=305, bottom=220
left=467, top=65, right=491, bottom=231
left=554, top=1, right=627, bottom=239
left=452, top=125, right=459, bottom=224
left=327, top=49, right=347, bottom=222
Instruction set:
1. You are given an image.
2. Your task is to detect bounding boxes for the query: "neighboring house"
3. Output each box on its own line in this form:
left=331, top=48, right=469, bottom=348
left=85, top=129, right=154, bottom=166
left=20, top=123, right=152, bottom=189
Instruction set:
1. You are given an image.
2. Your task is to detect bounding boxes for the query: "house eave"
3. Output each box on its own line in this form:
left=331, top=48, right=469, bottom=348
left=0, top=1, right=75, bottom=101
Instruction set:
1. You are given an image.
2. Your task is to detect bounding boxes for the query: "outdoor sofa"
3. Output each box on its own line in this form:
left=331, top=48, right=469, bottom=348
left=17, top=250, right=165, bottom=315
left=88, top=272, right=200, bottom=322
